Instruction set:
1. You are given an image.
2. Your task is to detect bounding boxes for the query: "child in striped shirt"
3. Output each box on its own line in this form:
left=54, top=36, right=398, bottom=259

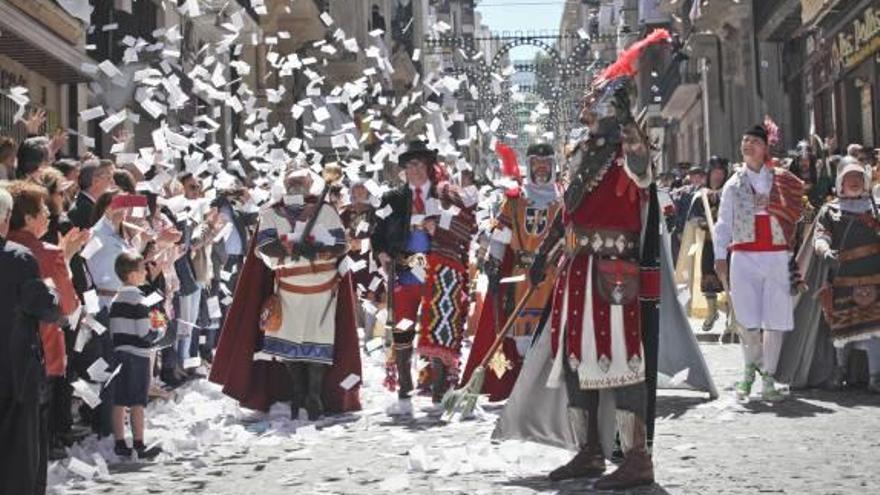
left=109, top=251, right=166, bottom=459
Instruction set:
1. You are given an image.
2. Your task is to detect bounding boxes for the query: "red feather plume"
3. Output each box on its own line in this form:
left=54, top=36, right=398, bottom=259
left=495, top=142, right=521, bottom=182
left=596, top=28, right=672, bottom=84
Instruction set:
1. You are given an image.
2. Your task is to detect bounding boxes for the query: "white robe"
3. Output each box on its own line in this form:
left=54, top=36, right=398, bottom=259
left=255, top=204, right=344, bottom=364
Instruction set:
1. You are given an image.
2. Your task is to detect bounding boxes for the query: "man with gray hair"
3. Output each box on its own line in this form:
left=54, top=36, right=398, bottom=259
left=68, top=159, right=114, bottom=229
left=0, top=187, right=60, bottom=494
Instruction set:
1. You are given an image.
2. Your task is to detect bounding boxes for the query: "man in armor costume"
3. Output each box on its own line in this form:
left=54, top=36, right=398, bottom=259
left=372, top=142, right=478, bottom=415
left=814, top=157, right=880, bottom=392
left=461, top=142, right=563, bottom=401
left=522, top=29, right=671, bottom=489
left=713, top=125, right=804, bottom=402
left=210, top=169, right=362, bottom=420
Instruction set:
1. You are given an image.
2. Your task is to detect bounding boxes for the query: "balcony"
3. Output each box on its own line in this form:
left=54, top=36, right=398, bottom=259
left=0, top=0, right=95, bottom=83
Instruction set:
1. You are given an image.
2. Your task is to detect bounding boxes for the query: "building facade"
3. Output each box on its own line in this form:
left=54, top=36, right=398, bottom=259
left=0, top=0, right=95, bottom=156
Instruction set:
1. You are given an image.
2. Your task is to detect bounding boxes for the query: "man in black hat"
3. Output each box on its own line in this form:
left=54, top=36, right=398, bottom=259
left=713, top=124, right=804, bottom=402
left=372, top=141, right=477, bottom=416
left=372, top=142, right=440, bottom=417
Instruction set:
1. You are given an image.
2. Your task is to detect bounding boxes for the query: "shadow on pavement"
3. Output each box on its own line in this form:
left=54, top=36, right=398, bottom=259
left=793, top=388, right=880, bottom=408
left=109, top=462, right=152, bottom=475
left=742, top=396, right=835, bottom=417
left=376, top=415, right=447, bottom=431
left=502, top=475, right=671, bottom=495
left=654, top=395, right=713, bottom=420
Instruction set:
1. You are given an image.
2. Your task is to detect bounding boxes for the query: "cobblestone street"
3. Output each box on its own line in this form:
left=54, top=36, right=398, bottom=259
left=50, top=337, right=880, bottom=495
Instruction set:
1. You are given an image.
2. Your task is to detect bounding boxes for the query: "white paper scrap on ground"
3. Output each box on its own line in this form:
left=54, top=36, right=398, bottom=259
left=91, top=453, right=110, bottom=479
left=407, top=445, right=430, bottom=472
left=66, top=457, right=98, bottom=480
left=379, top=474, right=410, bottom=491
left=183, top=357, right=202, bottom=369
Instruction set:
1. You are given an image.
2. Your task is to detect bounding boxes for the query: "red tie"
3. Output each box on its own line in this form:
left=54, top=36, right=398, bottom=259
left=413, top=187, right=425, bottom=214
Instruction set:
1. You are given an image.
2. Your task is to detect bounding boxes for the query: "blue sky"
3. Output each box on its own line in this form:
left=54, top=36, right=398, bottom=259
left=475, top=0, right=567, bottom=57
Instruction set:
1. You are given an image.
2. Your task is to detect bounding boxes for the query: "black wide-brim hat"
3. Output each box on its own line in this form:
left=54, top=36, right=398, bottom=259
left=398, top=140, right=438, bottom=167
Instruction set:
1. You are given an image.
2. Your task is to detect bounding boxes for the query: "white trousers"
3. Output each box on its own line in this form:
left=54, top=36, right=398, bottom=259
left=729, top=250, right=794, bottom=331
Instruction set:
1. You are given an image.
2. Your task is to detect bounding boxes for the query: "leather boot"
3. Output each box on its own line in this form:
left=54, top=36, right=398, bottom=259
left=284, top=362, right=308, bottom=420
left=594, top=415, right=654, bottom=490
left=430, top=357, right=449, bottom=404
left=548, top=408, right=606, bottom=481
left=395, top=346, right=414, bottom=399
left=305, top=364, right=328, bottom=421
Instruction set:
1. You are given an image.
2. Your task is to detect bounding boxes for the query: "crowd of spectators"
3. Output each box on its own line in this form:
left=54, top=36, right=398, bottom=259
left=0, top=110, right=255, bottom=494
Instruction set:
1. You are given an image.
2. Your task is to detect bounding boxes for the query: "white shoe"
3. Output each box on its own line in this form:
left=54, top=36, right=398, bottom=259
left=385, top=398, right=413, bottom=417
left=239, top=409, right=268, bottom=423
left=420, top=402, right=445, bottom=416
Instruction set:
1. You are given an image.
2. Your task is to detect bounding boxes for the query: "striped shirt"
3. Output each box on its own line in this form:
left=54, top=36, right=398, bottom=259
left=109, top=286, right=166, bottom=358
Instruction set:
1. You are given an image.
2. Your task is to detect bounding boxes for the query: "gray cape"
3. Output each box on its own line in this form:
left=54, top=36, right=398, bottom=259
left=774, top=237, right=836, bottom=388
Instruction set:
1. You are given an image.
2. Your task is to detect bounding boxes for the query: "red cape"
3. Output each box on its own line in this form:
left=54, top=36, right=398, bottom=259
left=209, top=238, right=362, bottom=413
left=460, top=250, right=522, bottom=402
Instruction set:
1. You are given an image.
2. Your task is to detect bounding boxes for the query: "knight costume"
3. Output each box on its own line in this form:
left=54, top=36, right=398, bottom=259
left=461, top=142, right=562, bottom=401
left=511, top=30, right=671, bottom=490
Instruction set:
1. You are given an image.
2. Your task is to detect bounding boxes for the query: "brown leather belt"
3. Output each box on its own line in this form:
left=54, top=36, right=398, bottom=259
left=564, top=227, right=639, bottom=259
left=278, top=275, right=340, bottom=294
left=839, top=243, right=880, bottom=263
left=276, top=261, right=337, bottom=278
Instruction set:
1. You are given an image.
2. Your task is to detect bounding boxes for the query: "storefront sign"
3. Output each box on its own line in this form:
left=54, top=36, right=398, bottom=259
left=831, top=4, right=880, bottom=71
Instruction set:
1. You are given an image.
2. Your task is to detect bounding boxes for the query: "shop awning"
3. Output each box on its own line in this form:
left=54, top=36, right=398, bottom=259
left=0, top=2, right=97, bottom=84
